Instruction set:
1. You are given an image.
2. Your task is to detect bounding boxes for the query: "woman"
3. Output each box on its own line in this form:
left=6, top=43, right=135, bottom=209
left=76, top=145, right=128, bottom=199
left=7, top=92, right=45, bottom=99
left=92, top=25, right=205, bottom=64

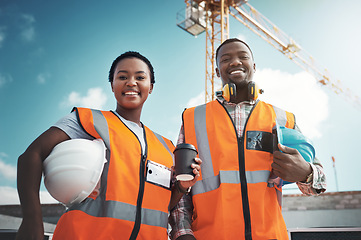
left=16, top=51, right=201, bottom=240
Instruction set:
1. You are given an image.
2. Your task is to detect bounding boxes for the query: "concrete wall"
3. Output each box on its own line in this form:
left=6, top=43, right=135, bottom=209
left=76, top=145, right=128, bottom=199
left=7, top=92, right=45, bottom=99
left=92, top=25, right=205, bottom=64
left=0, top=203, right=65, bottom=233
left=283, top=209, right=361, bottom=228
left=282, top=191, right=361, bottom=228
left=0, top=214, right=56, bottom=233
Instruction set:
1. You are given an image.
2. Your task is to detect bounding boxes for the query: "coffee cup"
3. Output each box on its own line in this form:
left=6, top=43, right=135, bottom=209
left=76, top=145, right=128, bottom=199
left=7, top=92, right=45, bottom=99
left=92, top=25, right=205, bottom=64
left=173, top=143, right=198, bottom=181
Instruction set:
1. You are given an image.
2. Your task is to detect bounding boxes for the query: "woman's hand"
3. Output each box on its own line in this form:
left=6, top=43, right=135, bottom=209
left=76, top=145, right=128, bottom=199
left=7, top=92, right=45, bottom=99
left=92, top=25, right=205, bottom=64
left=16, top=216, right=44, bottom=240
left=179, top=157, right=202, bottom=190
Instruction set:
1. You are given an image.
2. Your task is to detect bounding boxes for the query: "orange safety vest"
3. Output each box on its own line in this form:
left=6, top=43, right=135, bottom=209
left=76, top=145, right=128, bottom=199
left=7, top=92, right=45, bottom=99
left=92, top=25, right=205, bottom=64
left=182, top=100, right=294, bottom=240
left=53, top=107, right=175, bottom=240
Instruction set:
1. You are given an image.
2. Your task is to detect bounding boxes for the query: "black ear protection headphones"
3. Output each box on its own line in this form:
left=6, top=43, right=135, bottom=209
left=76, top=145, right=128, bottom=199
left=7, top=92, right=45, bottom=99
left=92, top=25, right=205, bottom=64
left=216, top=81, right=264, bottom=102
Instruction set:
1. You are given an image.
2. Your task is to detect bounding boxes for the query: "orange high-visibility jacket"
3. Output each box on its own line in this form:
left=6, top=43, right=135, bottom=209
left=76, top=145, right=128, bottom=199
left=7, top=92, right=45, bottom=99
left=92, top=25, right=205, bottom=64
left=53, top=107, right=175, bottom=240
left=182, top=100, right=295, bottom=240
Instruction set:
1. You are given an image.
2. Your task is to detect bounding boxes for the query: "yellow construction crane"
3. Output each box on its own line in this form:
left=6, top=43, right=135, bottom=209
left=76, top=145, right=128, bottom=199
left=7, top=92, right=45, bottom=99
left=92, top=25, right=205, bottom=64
left=176, top=0, right=361, bottom=111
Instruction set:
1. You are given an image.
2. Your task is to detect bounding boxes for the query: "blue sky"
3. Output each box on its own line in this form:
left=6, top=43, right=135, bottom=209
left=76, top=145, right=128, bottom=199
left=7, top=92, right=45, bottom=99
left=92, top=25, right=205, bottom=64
left=1, top=0, right=361, bottom=204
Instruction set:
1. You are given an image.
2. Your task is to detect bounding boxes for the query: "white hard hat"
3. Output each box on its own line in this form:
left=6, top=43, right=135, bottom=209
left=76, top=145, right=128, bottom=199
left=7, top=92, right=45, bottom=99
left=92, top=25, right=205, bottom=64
left=43, top=138, right=107, bottom=207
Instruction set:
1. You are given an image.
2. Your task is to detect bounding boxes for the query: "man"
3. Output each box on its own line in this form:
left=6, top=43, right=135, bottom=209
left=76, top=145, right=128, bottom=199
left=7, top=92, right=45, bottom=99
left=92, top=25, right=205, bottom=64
left=169, top=38, right=326, bottom=240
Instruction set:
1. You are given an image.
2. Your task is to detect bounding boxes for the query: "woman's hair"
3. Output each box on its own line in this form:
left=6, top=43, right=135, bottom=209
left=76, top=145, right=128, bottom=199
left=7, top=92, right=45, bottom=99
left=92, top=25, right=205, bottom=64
left=108, top=51, right=155, bottom=84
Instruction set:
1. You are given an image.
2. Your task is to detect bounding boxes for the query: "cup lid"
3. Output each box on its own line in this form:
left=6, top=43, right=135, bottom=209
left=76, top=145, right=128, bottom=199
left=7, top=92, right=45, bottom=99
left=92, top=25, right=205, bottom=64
left=173, top=143, right=198, bottom=153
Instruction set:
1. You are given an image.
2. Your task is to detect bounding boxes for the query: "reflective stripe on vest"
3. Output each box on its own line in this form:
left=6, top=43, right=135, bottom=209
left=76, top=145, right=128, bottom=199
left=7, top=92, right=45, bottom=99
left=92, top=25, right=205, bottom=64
left=89, top=109, right=111, bottom=198
left=273, top=105, right=288, bottom=128
left=183, top=100, right=293, bottom=240
left=71, top=109, right=172, bottom=228
left=70, top=198, right=168, bottom=228
left=271, top=105, right=292, bottom=204
left=192, top=170, right=271, bottom=195
left=194, top=104, right=214, bottom=179
left=152, top=131, right=175, bottom=165
left=53, top=108, right=174, bottom=240
left=191, top=103, right=291, bottom=196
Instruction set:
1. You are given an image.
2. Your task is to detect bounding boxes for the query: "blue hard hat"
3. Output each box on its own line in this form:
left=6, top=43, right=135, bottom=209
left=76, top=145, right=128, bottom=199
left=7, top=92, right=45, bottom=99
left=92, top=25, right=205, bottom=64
left=277, top=125, right=315, bottom=163
left=276, top=124, right=315, bottom=185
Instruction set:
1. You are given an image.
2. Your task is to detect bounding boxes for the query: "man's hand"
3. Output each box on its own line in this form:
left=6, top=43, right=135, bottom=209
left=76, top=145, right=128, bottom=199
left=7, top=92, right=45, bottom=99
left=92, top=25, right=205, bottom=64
left=272, top=143, right=312, bottom=183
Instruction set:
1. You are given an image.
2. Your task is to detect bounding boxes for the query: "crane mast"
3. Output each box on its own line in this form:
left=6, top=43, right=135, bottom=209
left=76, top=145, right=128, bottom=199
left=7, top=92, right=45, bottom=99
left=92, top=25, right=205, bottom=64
left=176, top=0, right=361, bottom=111
left=177, top=0, right=230, bottom=102
left=204, top=1, right=230, bottom=102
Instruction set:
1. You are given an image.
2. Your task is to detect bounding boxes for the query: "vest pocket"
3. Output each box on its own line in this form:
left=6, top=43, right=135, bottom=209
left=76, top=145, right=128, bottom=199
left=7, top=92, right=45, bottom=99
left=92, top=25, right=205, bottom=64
left=246, top=131, right=273, bottom=153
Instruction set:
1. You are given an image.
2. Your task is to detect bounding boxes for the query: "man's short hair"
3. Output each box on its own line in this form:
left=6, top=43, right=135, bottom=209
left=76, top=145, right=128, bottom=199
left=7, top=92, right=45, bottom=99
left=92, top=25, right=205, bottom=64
left=215, top=38, right=254, bottom=65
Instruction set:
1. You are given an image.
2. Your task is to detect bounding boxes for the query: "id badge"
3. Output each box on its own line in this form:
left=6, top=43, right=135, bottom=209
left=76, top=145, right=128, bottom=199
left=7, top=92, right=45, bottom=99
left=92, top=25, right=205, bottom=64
left=145, top=160, right=172, bottom=189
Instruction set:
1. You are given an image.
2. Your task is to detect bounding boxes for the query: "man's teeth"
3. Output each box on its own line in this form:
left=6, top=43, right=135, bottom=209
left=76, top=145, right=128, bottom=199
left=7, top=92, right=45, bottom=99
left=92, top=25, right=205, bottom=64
left=230, top=70, right=243, bottom=74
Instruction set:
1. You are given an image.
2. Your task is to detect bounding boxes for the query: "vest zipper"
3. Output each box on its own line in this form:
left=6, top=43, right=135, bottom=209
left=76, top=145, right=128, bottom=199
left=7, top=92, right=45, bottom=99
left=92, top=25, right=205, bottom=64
left=219, top=100, right=259, bottom=240
left=124, top=122, right=148, bottom=240
left=106, top=111, right=148, bottom=239
left=129, top=153, right=147, bottom=240
left=238, top=137, right=252, bottom=240
left=240, top=100, right=259, bottom=240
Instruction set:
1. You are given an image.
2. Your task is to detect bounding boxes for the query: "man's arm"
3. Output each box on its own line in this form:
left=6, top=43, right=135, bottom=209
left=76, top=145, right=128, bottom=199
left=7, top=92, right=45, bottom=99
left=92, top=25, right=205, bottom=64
left=273, top=143, right=326, bottom=195
left=296, top=157, right=326, bottom=195
left=272, top=123, right=326, bottom=195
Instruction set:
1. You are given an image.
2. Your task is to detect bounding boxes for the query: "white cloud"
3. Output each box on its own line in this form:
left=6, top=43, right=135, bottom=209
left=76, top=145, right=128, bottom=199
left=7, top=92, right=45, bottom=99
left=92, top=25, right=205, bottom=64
left=186, top=80, right=222, bottom=108
left=0, top=73, right=13, bottom=88
left=255, top=69, right=328, bottom=139
left=186, top=92, right=204, bottom=108
left=185, top=69, right=328, bottom=140
left=39, top=190, right=58, bottom=204
left=61, top=87, right=108, bottom=110
left=0, top=159, right=17, bottom=180
left=20, top=14, right=35, bottom=41
left=235, top=33, right=247, bottom=42
left=0, top=11, right=35, bottom=44
left=0, top=187, right=19, bottom=205
left=0, top=77, right=5, bottom=88
left=0, top=154, right=58, bottom=205
left=0, top=26, right=5, bottom=48
left=37, top=72, right=50, bottom=84
left=0, top=187, right=58, bottom=205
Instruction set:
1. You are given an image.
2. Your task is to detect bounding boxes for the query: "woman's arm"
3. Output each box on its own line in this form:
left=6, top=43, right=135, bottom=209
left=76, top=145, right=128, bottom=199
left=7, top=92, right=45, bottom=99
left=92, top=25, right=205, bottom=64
left=168, top=158, right=201, bottom=211
left=16, top=127, right=70, bottom=240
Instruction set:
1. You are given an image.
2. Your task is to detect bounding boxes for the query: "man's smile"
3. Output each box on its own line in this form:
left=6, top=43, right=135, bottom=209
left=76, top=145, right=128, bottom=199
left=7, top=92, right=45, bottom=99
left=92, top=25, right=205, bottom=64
left=229, top=67, right=246, bottom=75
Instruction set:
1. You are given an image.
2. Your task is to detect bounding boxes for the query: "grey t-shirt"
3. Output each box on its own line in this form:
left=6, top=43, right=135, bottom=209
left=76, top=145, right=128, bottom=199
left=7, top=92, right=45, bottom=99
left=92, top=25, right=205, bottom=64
left=53, top=111, right=146, bottom=153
